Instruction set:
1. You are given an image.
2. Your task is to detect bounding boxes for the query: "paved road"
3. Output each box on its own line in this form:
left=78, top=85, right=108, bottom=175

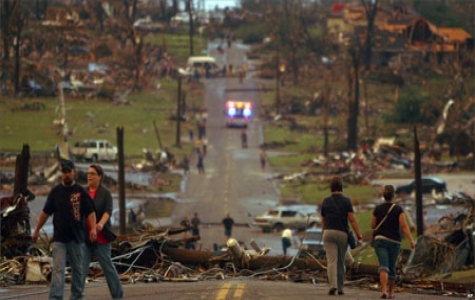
left=0, top=279, right=453, bottom=299
left=171, top=40, right=282, bottom=254
left=1, top=40, right=473, bottom=299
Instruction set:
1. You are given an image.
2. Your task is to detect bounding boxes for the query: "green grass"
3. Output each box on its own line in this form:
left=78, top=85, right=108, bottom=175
left=144, top=33, right=209, bottom=64
left=279, top=181, right=379, bottom=206
left=262, top=116, right=347, bottom=153
left=1, top=32, right=209, bottom=159
left=0, top=80, right=201, bottom=161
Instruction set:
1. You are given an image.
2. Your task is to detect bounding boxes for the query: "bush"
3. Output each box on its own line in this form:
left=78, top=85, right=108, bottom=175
left=236, top=24, right=265, bottom=44
left=383, top=86, right=434, bottom=124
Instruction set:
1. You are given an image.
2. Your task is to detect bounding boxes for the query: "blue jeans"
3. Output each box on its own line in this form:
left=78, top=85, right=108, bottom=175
left=83, top=243, right=124, bottom=299
left=50, top=241, right=85, bottom=300
left=374, top=239, right=401, bottom=280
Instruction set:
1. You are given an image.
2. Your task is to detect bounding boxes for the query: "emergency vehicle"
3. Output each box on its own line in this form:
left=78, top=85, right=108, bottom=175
left=225, top=100, right=252, bottom=128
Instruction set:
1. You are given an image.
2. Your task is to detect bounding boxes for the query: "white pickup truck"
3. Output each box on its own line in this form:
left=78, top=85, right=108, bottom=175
left=252, top=206, right=321, bottom=233
left=72, top=139, right=118, bottom=162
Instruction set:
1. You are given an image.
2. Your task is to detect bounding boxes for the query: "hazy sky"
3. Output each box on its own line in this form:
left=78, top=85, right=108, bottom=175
left=202, top=0, right=239, bottom=11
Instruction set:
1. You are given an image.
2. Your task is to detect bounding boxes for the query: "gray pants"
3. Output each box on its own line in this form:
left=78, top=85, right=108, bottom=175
left=323, top=229, right=348, bottom=292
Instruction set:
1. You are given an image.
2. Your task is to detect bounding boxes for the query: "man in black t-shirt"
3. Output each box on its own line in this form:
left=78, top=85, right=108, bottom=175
left=32, top=159, right=96, bottom=300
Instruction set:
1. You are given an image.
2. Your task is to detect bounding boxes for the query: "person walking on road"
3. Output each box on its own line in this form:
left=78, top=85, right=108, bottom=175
left=281, top=229, right=293, bottom=255
left=191, top=212, right=201, bottom=237
left=183, top=155, right=190, bottom=175
left=194, top=138, right=202, bottom=154
left=222, top=212, right=235, bottom=241
left=241, top=129, right=247, bottom=148
left=180, top=215, right=195, bottom=249
left=82, top=164, right=124, bottom=299
left=31, top=159, right=97, bottom=300
left=202, top=137, right=208, bottom=156
left=260, top=148, right=267, bottom=170
left=372, top=185, right=415, bottom=299
left=180, top=215, right=191, bottom=236
left=197, top=151, right=205, bottom=174
left=320, top=176, right=362, bottom=296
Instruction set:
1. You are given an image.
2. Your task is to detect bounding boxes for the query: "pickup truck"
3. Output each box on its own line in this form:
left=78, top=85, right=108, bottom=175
left=72, top=139, right=118, bottom=162
left=252, top=207, right=321, bottom=233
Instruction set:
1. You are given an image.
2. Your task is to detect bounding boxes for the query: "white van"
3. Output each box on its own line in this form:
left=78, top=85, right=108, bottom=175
left=187, top=56, right=217, bottom=68
left=177, top=56, right=221, bottom=78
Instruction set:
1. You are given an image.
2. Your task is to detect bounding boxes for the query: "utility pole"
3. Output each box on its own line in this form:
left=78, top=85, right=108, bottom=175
left=117, top=127, right=126, bottom=235
left=175, top=76, right=182, bottom=147
left=275, top=45, right=281, bottom=115
left=414, top=125, right=423, bottom=237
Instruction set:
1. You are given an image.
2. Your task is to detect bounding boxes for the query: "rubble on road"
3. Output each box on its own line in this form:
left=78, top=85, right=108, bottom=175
left=1, top=146, right=474, bottom=298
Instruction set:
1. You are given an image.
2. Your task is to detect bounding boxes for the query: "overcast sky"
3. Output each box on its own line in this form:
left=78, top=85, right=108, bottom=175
left=202, top=0, right=239, bottom=11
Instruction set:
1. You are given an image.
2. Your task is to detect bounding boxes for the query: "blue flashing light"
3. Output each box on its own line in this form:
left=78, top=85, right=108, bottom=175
left=228, top=107, right=237, bottom=116
left=243, top=108, right=252, bottom=117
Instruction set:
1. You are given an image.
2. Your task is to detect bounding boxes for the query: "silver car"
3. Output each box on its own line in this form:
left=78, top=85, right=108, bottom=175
left=252, top=208, right=321, bottom=233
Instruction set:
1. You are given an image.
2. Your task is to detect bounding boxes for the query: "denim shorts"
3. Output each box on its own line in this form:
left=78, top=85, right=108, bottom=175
left=374, top=238, right=401, bottom=280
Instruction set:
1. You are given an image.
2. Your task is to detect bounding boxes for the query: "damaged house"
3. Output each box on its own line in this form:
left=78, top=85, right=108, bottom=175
left=327, top=1, right=473, bottom=69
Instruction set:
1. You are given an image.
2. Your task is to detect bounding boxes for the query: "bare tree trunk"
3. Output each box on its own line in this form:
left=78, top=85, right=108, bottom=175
left=187, top=0, right=194, bottom=55
left=94, top=0, right=104, bottom=31
left=14, top=34, right=20, bottom=94
left=362, top=79, right=369, bottom=140
left=134, top=36, right=142, bottom=89
left=347, top=48, right=361, bottom=151
left=12, top=1, right=24, bottom=95
left=1, top=0, right=12, bottom=61
left=172, top=0, right=178, bottom=16
left=323, top=84, right=331, bottom=157
left=361, top=0, right=379, bottom=71
left=282, top=0, right=299, bottom=85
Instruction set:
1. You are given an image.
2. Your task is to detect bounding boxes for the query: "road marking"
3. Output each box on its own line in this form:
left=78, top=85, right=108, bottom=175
left=234, top=283, right=245, bottom=298
left=224, top=143, right=230, bottom=214
left=215, top=282, right=232, bottom=300
left=215, top=282, right=245, bottom=300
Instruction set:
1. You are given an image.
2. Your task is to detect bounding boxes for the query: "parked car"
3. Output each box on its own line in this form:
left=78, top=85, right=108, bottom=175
left=299, top=227, right=325, bottom=259
left=252, top=208, right=321, bottom=233
left=395, top=176, right=447, bottom=196
left=72, top=139, right=118, bottom=162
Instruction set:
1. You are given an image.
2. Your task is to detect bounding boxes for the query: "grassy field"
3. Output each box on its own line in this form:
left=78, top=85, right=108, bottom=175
left=144, top=32, right=209, bottom=64
left=0, top=32, right=209, bottom=161
left=0, top=81, right=198, bottom=160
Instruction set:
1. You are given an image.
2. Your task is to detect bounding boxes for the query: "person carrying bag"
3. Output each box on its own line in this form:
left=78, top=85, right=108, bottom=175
left=371, top=185, right=415, bottom=299
left=371, top=203, right=395, bottom=247
left=321, top=177, right=362, bottom=296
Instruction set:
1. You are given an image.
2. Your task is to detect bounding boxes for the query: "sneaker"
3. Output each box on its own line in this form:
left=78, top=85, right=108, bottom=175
left=328, top=288, right=337, bottom=295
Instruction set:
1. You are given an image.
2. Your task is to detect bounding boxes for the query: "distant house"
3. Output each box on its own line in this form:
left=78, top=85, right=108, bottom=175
left=326, top=2, right=473, bottom=68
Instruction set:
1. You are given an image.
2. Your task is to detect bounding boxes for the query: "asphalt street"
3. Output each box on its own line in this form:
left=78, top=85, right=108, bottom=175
left=1, top=38, right=473, bottom=300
